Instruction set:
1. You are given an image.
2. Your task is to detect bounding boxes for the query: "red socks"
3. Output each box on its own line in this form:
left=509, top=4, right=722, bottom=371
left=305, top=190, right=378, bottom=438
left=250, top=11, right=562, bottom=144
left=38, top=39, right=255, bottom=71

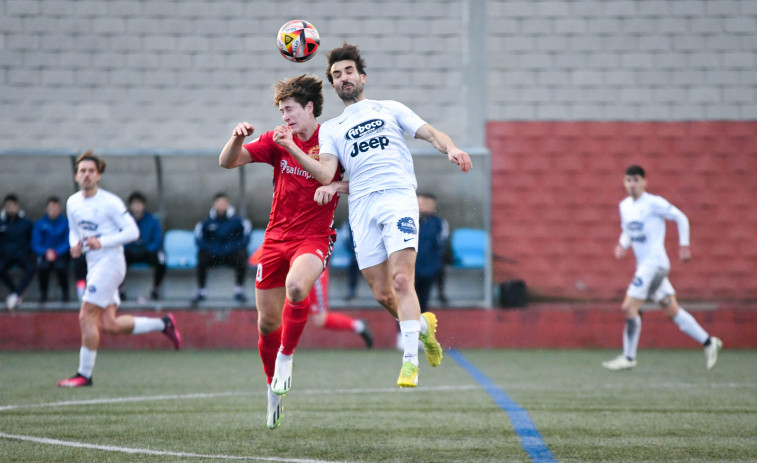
left=324, top=312, right=357, bottom=331
left=279, top=298, right=310, bottom=356
left=258, top=326, right=281, bottom=384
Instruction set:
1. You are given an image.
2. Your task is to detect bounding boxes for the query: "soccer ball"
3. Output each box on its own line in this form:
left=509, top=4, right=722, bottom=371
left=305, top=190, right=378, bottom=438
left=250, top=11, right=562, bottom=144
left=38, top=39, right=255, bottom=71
left=277, top=20, right=320, bottom=63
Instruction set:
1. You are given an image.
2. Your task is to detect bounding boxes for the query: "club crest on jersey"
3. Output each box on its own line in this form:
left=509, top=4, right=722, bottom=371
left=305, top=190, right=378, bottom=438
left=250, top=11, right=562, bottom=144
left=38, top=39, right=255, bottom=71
left=628, top=221, right=644, bottom=231
left=397, top=217, right=417, bottom=235
left=307, top=145, right=320, bottom=160
left=345, top=119, right=385, bottom=140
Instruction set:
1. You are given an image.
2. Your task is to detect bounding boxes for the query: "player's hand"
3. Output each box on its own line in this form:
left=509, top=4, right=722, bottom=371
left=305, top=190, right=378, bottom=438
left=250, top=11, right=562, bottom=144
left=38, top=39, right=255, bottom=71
left=232, top=122, right=254, bottom=138
left=84, top=237, right=102, bottom=251
left=449, top=148, right=473, bottom=173
left=272, top=125, right=294, bottom=147
left=679, top=246, right=691, bottom=263
left=614, top=244, right=627, bottom=259
left=314, top=184, right=338, bottom=205
left=70, top=242, right=82, bottom=258
left=45, top=249, right=57, bottom=262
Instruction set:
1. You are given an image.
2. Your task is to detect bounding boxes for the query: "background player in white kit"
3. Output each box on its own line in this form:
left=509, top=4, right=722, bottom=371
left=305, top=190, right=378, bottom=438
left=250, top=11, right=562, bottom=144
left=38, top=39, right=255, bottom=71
left=277, top=42, right=473, bottom=388
left=57, top=152, right=182, bottom=388
left=603, top=165, right=722, bottom=371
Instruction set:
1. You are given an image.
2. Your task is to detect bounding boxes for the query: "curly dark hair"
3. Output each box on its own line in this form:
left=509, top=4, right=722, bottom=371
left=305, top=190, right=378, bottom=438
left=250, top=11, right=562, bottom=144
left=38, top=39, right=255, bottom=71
left=325, top=42, right=366, bottom=85
left=273, top=74, right=324, bottom=118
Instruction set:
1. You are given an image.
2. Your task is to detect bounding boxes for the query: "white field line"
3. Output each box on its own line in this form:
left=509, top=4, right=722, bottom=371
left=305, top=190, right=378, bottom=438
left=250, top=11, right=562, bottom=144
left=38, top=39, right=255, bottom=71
left=0, top=431, right=344, bottom=463
left=0, top=385, right=479, bottom=412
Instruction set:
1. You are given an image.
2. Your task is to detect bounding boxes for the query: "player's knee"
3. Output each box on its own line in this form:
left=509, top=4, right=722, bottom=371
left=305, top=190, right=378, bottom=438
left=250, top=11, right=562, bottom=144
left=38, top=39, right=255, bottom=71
left=100, top=319, right=120, bottom=335
left=392, top=272, right=413, bottom=296
left=284, top=281, right=309, bottom=303
left=372, top=289, right=396, bottom=311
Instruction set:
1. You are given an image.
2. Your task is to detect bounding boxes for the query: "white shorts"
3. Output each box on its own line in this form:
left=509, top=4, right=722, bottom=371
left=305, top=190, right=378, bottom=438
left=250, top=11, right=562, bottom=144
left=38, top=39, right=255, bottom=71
left=348, top=189, right=419, bottom=270
left=626, top=265, right=675, bottom=303
left=82, top=254, right=126, bottom=309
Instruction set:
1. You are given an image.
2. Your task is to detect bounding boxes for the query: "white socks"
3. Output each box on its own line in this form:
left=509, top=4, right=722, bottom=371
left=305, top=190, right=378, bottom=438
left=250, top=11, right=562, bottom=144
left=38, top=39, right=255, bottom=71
left=623, top=316, right=641, bottom=360
left=673, top=308, right=709, bottom=344
left=353, top=319, right=365, bottom=333
left=399, top=320, right=420, bottom=366
left=132, top=316, right=166, bottom=334
left=419, top=314, right=428, bottom=335
left=78, top=346, right=97, bottom=379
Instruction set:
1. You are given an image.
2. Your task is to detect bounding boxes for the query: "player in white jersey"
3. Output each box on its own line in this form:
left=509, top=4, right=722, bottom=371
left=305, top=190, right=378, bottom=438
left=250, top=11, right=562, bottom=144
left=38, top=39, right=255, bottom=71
left=275, top=42, right=473, bottom=388
left=602, top=165, right=722, bottom=372
left=57, top=152, right=182, bottom=388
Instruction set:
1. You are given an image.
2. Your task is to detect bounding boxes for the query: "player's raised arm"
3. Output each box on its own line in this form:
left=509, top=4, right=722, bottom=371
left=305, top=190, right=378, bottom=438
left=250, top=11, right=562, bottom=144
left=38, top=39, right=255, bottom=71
left=414, top=124, right=473, bottom=173
left=219, top=122, right=255, bottom=169
left=272, top=124, right=339, bottom=185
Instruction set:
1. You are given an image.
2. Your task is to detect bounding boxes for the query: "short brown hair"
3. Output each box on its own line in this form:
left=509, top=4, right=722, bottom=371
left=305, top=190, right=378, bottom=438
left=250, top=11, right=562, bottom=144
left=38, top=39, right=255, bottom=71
left=325, top=42, right=366, bottom=85
left=75, top=150, right=106, bottom=174
left=273, top=74, right=324, bottom=118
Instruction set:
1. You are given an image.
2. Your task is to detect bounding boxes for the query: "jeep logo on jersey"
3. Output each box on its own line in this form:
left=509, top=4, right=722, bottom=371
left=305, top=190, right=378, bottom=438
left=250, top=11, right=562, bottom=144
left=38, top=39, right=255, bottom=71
left=345, top=119, right=385, bottom=140
left=349, top=135, right=390, bottom=157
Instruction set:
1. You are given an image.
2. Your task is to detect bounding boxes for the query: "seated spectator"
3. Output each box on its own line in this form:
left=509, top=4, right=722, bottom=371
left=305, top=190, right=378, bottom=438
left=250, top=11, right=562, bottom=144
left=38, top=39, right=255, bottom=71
left=415, top=192, right=450, bottom=313
left=191, top=193, right=250, bottom=304
left=339, top=221, right=361, bottom=301
left=123, top=192, right=166, bottom=301
left=0, top=194, right=35, bottom=310
left=31, top=196, right=71, bottom=302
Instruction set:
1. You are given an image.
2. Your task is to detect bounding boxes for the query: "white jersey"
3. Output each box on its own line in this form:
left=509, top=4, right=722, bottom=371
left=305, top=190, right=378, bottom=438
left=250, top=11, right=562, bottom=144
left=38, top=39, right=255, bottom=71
left=319, top=99, right=427, bottom=200
left=66, top=188, right=139, bottom=267
left=618, top=192, right=690, bottom=270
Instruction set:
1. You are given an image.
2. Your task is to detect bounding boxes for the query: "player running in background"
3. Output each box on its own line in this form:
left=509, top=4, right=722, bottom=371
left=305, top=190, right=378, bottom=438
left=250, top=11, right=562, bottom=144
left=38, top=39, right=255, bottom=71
left=250, top=249, right=374, bottom=348
left=602, top=165, right=722, bottom=371
left=57, top=152, right=181, bottom=388
left=219, top=74, right=342, bottom=429
left=282, top=42, right=473, bottom=388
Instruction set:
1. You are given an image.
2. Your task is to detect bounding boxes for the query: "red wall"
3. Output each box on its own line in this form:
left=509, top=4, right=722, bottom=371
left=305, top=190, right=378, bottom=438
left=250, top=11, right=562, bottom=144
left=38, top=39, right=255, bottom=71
left=2, top=304, right=755, bottom=350
left=487, top=121, right=757, bottom=301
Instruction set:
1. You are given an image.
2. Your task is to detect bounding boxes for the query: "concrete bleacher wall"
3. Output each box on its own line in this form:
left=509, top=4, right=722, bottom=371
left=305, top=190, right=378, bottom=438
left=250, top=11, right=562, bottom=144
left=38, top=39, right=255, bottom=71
left=2, top=1, right=756, bottom=303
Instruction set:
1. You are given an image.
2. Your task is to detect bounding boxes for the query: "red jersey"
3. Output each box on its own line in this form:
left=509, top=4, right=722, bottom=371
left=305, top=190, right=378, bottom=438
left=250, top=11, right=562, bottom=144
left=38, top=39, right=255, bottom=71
left=243, top=126, right=341, bottom=241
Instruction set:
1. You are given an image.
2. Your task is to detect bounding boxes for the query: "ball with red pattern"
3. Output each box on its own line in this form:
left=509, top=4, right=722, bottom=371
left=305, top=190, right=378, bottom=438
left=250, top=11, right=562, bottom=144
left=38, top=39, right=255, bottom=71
left=277, top=20, right=320, bottom=63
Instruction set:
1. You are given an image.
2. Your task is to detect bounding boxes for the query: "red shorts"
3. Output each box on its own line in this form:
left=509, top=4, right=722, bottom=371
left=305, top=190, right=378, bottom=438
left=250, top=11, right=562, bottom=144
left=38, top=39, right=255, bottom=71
left=254, top=235, right=335, bottom=290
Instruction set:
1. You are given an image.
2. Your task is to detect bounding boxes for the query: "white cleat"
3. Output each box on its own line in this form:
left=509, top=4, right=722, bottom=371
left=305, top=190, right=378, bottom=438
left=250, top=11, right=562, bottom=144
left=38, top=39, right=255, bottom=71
left=6, top=293, right=20, bottom=311
left=602, top=355, right=637, bottom=371
left=266, top=385, right=283, bottom=429
left=271, top=354, right=293, bottom=396
left=705, top=337, right=723, bottom=370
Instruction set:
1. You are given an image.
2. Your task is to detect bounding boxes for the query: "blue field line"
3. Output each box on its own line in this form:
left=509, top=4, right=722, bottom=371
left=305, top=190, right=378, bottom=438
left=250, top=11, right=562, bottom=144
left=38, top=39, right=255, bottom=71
left=448, top=349, right=557, bottom=463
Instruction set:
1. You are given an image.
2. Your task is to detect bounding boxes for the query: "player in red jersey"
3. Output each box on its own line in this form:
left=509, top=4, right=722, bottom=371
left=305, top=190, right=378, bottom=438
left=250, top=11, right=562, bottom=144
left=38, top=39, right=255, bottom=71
left=219, top=74, right=343, bottom=430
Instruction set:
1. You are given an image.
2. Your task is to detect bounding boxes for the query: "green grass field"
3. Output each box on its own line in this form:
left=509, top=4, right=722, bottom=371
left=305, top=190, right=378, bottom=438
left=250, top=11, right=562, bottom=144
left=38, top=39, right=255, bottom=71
left=1, top=349, right=755, bottom=462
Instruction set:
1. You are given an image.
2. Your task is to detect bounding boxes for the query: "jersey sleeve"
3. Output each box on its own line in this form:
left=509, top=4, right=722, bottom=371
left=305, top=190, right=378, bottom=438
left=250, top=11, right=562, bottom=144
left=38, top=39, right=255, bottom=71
left=66, top=197, right=81, bottom=248
left=652, top=196, right=690, bottom=247
left=318, top=121, right=338, bottom=157
left=243, top=131, right=278, bottom=166
left=98, top=196, right=140, bottom=248
left=388, top=100, right=427, bottom=137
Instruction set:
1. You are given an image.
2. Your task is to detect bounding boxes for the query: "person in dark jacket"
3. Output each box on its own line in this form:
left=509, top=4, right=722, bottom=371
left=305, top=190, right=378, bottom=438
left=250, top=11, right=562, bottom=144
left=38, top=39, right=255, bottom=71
left=32, top=196, right=70, bottom=302
left=0, top=194, right=36, bottom=310
left=415, top=193, right=450, bottom=313
left=123, top=192, right=167, bottom=301
left=191, top=193, right=251, bottom=304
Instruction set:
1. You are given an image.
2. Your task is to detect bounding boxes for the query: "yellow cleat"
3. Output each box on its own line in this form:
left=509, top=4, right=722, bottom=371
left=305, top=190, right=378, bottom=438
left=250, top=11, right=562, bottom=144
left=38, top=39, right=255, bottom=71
left=396, top=361, right=419, bottom=388
left=420, top=312, right=443, bottom=367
